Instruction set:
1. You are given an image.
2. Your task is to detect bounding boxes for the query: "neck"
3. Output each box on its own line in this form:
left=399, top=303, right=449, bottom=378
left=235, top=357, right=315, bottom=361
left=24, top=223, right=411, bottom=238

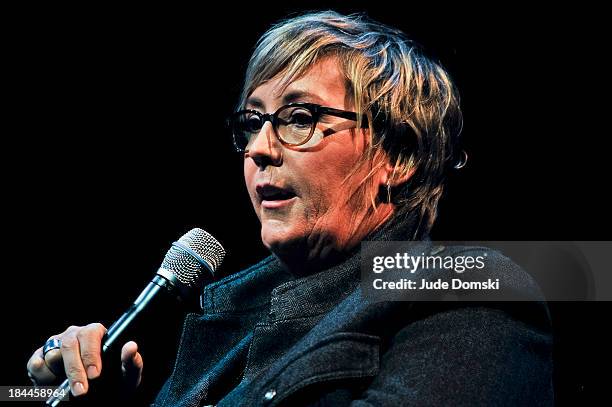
left=274, top=203, right=396, bottom=276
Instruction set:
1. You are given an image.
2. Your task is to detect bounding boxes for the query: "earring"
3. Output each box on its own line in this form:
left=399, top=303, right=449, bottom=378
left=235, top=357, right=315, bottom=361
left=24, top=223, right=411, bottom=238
left=453, top=150, right=468, bottom=169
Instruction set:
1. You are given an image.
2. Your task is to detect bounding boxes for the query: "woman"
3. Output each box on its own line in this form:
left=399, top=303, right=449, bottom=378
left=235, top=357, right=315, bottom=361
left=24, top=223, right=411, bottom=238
left=28, top=11, right=553, bottom=406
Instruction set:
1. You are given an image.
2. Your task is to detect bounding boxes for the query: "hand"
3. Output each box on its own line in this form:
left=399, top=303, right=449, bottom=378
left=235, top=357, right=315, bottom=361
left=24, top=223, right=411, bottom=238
left=26, top=323, right=143, bottom=397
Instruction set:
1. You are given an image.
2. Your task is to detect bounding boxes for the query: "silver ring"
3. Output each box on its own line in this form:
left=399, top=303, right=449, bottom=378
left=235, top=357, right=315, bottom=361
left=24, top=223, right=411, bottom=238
left=43, top=338, right=61, bottom=357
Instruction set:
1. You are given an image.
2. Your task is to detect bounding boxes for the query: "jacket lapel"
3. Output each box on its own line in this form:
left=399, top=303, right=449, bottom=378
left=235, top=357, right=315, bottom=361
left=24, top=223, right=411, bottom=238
left=157, top=257, right=293, bottom=406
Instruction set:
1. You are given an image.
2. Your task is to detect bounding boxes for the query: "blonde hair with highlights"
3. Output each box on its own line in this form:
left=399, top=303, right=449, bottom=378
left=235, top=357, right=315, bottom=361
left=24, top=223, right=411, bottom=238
left=239, top=11, right=463, bottom=237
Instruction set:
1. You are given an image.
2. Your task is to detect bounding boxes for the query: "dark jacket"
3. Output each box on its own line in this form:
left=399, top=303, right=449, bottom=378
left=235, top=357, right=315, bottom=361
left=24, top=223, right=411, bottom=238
left=153, top=224, right=553, bottom=406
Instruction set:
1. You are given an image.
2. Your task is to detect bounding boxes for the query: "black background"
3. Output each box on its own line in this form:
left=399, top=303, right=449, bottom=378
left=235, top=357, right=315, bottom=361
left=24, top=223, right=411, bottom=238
left=2, top=2, right=610, bottom=405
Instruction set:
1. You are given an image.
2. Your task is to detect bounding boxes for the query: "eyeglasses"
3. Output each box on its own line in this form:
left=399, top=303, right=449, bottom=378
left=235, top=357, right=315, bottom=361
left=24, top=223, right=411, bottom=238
left=228, top=102, right=368, bottom=153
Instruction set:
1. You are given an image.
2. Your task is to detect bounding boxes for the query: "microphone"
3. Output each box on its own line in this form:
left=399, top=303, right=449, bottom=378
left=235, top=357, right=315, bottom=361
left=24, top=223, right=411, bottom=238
left=46, top=228, right=226, bottom=406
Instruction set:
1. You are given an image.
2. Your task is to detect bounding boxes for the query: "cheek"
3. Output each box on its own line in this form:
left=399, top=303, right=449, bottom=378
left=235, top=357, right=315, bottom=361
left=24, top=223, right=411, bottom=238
left=243, top=160, right=253, bottom=186
left=298, top=160, right=335, bottom=205
left=243, top=160, right=259, bottom=204
left=302, top=157, right=357, bottom=216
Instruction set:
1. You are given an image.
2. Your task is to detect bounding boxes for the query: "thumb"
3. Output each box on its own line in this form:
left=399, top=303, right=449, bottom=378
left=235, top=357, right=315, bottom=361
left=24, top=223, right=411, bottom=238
left=121, top=341, right=143, bottom=389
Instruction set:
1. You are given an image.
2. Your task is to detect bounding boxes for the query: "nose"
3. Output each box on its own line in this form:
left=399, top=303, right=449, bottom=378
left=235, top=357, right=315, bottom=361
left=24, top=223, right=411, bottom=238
left=245, top=121, right=283, bottom=169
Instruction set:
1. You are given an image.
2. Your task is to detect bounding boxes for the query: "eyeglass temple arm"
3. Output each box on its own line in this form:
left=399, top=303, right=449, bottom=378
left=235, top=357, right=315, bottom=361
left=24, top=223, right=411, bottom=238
left=318, top=106, right=369, bottom=127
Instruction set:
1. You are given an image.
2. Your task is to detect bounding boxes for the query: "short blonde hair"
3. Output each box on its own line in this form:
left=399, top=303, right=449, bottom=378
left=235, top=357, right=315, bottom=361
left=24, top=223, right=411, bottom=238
left=239, top=11, right=463, bottom=237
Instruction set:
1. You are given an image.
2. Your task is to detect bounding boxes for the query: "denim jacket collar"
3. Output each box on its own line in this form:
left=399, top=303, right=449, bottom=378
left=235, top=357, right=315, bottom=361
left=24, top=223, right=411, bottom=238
left=200, top=212, right=421, bottom=318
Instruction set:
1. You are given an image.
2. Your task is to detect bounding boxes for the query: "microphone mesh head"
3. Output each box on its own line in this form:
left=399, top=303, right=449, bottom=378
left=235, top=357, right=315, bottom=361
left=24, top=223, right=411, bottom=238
left=160, top=228, right=226, bottom=288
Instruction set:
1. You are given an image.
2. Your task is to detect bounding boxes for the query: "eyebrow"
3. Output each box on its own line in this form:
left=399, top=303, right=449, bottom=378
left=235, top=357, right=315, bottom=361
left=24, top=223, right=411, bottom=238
left=245, top=90, right=327, bottom=110
left=245, top=96, right=265, bottom=109
left=281, top=90, right=326, bottom=105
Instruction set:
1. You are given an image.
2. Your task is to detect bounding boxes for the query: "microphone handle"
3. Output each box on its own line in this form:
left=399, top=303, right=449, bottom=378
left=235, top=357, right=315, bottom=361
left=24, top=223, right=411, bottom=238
left=46, top=275, right=170, bottom=406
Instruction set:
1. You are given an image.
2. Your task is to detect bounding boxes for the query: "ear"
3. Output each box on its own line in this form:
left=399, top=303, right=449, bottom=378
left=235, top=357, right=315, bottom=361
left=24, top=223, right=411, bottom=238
left=379, top=161, right=415, bottom=188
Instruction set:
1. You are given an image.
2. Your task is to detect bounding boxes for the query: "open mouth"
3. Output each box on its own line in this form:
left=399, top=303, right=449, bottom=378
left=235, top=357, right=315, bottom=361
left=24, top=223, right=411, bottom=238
left=256, top=184, right=297, bottom=208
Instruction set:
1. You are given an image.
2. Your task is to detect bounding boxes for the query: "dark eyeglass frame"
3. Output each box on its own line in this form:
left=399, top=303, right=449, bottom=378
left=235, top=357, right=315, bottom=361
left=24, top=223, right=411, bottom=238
left=227, top=102, right=368, bottom=153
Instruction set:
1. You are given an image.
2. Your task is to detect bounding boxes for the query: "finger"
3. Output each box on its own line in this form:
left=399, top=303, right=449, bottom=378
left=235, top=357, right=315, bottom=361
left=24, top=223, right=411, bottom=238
left=27, top=346, right=57, bottom=385
left=28, top=371, right=38, bottom=386
left=76, top=323, right=107, bottom=380
left=121, top=341, right=143, bottom=389
left=60, top=327, right=88, bottom=397
left=43, top=337, right=65, bottom=378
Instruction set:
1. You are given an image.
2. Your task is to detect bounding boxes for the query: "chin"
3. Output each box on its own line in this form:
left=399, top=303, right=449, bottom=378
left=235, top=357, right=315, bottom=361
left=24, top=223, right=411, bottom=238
left=260, top=220, right=303, bottom=255
left=261, top=220, right=291, bottom=248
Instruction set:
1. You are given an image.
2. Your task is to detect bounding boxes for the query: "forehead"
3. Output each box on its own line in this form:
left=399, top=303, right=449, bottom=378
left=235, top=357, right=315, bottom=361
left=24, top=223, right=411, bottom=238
left=246, top=57, right=348, bottom=110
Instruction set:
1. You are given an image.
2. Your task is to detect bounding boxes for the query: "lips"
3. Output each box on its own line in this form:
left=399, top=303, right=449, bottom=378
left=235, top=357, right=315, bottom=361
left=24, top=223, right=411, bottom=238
left=256, top=183, right=297, bottom=208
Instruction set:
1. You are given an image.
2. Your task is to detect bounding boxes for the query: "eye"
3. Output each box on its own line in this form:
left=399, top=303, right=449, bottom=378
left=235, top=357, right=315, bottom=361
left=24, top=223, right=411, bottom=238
left=279, top=107, right=314, bottom=129
left=289, top=112, right=314, bottom=127
left=240, top=114, right=263, bottom=133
